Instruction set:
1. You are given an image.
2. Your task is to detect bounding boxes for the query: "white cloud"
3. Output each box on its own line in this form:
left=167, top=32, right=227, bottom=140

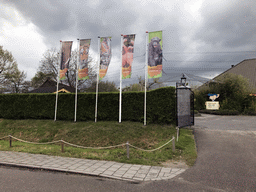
left=0, top=4, right=47, bottom=80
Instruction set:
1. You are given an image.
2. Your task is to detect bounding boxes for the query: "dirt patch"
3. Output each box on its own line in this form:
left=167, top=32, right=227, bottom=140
left=161, top=160, right=189, bottom=169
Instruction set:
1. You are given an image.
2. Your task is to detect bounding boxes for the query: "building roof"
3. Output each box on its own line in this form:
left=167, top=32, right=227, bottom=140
left=28, top=78, right=76, bottom=93
left=198, top=58, right=256, bottom=91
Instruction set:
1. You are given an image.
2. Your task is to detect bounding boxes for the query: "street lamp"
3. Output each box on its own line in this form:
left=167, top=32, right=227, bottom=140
left=181, top=74, right=186, bottom=86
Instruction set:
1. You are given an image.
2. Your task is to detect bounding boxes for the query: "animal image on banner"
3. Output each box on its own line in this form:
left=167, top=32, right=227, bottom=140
left=148, top=31, right=162, bottom=79
left=122, top=34, right=135, bottom=79
left=78, top=39, right=91, bottom=80
left=99, top=37, right=112, bottom=80
left=60, top=41, right=73, bottom=80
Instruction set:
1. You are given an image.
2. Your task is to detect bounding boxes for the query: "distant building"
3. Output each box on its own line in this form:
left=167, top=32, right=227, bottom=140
left=198, top=58, right=256, bottom=92
left=28, top=78, right=76, bottom=93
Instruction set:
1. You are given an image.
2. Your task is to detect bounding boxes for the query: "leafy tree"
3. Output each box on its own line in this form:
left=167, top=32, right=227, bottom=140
left=31, top=71, right=55, bottom=89
left=85, top=81, right=118, bottom=92
left=0, top=46, right=29, bottom=93
left=195, top=73, right=250, bottom=112
left=33, top=48, right=97, bottom=90
left=4, top=63, right=27, bottom=93
left=0, top=46, right=17, bottom=85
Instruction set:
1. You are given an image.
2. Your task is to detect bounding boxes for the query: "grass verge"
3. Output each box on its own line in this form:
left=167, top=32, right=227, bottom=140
left=0, top=119, right=197, bottom=167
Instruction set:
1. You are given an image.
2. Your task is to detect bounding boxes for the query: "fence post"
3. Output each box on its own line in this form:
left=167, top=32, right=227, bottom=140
left=172, top=136, right=175, bottom=152
left=61, top=140, right=64, bottom=153
left=126, top=141, right=129, bottom=159
left=176, top=127, right=179, bottom=142
left=9, top=134, right=12, bottom=147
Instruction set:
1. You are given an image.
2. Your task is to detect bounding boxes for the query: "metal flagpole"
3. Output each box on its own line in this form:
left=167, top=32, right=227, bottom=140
left=144, top=32, right=149, bottom=126
left=74, top=39, right=80, bottom=122
left=119, top=35, right=123, bottom=123
left=95, top=36, right=100, bottom=123
left=54, top=40, right=62, bottom=121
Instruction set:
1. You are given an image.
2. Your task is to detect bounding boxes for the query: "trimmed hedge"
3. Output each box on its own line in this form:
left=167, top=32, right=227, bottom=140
left=0, top=87, right=176, bottom=124
left=199, top=109, right=240, bottom=116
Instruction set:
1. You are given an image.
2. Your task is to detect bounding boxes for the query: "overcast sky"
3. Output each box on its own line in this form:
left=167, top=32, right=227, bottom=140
left=1, top=0, right=256, bottom=87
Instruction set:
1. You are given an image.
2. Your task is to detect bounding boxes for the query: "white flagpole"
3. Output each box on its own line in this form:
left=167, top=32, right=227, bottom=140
left=95, top=36, right=100, bottom=123
left=54, top=40, right=62, bottom=121
left=119, top=35, right=123, bottom=123
left=144, top=32, right=149, bottom=126
left=74, top=39, right=80, bottom=122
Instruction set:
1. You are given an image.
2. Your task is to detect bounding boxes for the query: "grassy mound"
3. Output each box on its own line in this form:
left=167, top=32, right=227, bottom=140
left=0, top=119, right=197, bottom=167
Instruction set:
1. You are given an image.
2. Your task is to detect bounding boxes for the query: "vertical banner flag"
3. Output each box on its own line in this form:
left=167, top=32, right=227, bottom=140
left=60, top=41, right=73, bottom=80
left=99, top=37, right=112, bottom=80
left=78, top=39, right=91, bottom=80
left=148, top=31, right=163, bottom=79
left=122, top=34, right=135, bottom=79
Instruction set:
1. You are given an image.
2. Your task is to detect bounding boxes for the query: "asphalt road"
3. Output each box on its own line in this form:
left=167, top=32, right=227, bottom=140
left=194, top=114, right=256, bottom=131
left=0, top=114, right=255, bottom=192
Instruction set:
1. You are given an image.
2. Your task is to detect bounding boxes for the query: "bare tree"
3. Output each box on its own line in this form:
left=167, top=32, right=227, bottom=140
left=32, top=48, right=97, bottom=91
left=123, top=76, right=163, bottom=92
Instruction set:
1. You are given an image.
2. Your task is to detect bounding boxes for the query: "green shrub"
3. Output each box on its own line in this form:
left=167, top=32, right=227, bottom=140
left=199, top=109, right=239, bottom=115
left=195, top=73, right=251, bottom=113
left=0, top=87, right=176, bottom=124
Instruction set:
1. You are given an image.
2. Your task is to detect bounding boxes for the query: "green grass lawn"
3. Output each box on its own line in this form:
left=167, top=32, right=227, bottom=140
left=0, top=119, right=197, bottom=167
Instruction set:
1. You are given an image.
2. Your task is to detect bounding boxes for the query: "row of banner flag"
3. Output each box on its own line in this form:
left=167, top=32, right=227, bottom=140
left=59, top=31, right=163, bottom=81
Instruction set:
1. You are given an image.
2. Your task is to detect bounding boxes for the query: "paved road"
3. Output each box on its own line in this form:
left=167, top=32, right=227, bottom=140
left=194, top=114, right=256, bottom=131
left=179, top=114, right=256, bottom=191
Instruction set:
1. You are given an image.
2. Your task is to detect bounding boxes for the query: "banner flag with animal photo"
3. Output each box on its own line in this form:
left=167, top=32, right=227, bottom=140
left=148, top=31, right=163, bottom=79
left=99, top=37, right=112, bottom=80
left=122, top=34, right=135, bottom=79
left=59, top=41, right=73, bottom=80
left=78, top=39, right=91, bottom=80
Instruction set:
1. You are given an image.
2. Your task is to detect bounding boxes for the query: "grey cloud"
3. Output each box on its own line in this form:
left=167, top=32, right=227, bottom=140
left=194, top=1, right=256, bottom=49
left=3, top=0, right=256, bottom=84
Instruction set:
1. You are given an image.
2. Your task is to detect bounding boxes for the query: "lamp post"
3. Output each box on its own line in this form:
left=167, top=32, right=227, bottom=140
left=181, top=74, right=186, bottom=86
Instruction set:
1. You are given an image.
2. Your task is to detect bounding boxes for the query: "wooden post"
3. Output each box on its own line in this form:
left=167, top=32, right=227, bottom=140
left=172, top=136, right=175, bottom=152
left=61, top=140, right=64, bottom=153
left=126, top=141, right=129, bottom=159
left=9, top=135, right=12, bottom=148
left=176, top=127, right=179, bottom=142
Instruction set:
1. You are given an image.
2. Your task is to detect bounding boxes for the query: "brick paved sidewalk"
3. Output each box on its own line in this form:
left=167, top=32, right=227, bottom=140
left=0, top=151, right=186, bottom=182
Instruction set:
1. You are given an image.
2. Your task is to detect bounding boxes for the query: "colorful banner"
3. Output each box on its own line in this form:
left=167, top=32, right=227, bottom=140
left=122, top=34, right=135, bottom=79
left=99, top=37, right=112, bottom=80
left=78, top=39, right=91, bottom=80
left=148, top=31, right=162, bottom=79
left=60, top=41, right=73, bottom=80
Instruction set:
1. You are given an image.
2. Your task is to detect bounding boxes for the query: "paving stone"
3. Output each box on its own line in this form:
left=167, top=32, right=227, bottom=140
left=129, top=166, right=141, bottom=170
left=117, top=168, right=129, bottom=172
left=100, top=175, right=121, bottom=180
left=160, top=168, right=172, bottom=173
left=121, top=164, right=132, bottom=168
left=106, top=167, right=119, bottom=172
left=95, top=168, right=108, bottom=172
left=134, top=173, right=147, bottom=178
left=137, top=170, right=149, bottom=174
left=112, top=173, right=124, bottom=177
left=140, top=165, right=151, bottom=169
left=122, top=174, right=134, bottom=179
left=147, top=172, right=158, bottom=176
left=125, top=170, right=137, bottom=174
left=132, top=177, right=144, bottom=181
left=102, top=170, right=114, bottom=175
left=170, top=168, right=180, bottom=173
left=148, top=169, right=160, bottom=173
left=84, top=168, right=97, bottom=172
